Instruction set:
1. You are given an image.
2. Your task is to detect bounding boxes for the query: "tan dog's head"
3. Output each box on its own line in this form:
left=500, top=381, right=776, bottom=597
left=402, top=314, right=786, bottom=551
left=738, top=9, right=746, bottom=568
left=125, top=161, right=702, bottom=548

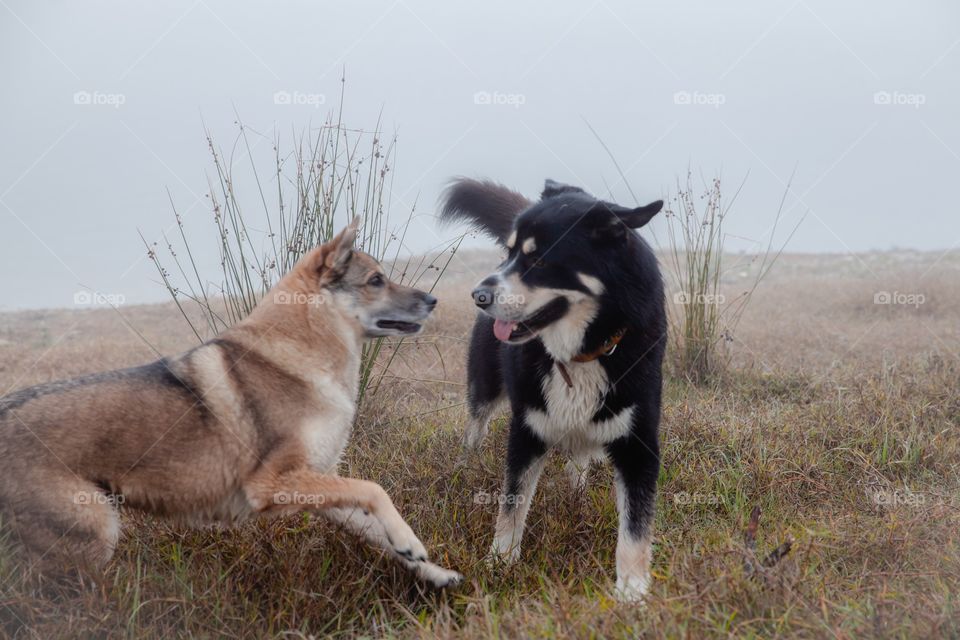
left=281, top=218, right=437, bottom=338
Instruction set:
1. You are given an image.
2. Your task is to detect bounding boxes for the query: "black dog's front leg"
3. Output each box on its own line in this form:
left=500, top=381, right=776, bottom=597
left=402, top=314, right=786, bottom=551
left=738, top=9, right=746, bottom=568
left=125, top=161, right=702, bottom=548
left=606, top=406, right=660, bottom=601
left=489, top=414, right=547, bottom=562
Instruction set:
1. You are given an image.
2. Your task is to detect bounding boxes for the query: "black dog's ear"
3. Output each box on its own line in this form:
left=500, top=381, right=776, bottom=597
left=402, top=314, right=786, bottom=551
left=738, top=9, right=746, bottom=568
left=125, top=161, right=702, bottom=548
left=542, top=179, right=585, bottom=199
left=587, top=200, right=663, bottom=241
left=616, top=200, right=663, bottom=229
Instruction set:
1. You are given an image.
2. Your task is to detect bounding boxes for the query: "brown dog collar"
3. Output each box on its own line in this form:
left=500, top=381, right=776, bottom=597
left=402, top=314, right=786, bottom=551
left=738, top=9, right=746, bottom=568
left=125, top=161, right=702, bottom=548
left=571, top=328, right=626, bottom=363
left=555, top=329, right=627, bottom=387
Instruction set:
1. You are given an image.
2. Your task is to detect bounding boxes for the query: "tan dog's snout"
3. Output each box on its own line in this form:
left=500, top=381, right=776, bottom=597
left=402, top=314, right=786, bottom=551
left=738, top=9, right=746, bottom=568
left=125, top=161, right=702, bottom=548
left=361, top=282, right=438, bottom=337
left=407, top=288, right=438, bottom=316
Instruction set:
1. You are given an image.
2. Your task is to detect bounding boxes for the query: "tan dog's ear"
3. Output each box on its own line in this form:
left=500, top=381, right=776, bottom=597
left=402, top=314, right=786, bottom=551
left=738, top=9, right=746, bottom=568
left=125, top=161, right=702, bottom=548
left=311, top=217, right=360, bottom=279
left=325, top=216, right=360, bottom=270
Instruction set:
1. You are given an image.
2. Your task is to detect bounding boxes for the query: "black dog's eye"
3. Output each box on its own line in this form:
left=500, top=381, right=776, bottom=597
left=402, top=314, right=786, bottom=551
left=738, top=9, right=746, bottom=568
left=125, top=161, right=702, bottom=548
left=367, top=274, right=385, bottom=287
left=530, top=257, right=547, bottom=269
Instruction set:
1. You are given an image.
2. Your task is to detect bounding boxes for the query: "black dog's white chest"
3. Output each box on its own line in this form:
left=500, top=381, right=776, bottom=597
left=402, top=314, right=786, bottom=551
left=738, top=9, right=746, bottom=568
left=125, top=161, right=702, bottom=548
left=524, top=360, right=634, bottom=447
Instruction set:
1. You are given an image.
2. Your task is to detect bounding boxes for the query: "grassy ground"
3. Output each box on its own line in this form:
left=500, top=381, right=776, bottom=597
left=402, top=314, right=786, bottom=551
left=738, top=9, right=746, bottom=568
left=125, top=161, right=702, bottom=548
left=0, top=251, right=958, bottom=639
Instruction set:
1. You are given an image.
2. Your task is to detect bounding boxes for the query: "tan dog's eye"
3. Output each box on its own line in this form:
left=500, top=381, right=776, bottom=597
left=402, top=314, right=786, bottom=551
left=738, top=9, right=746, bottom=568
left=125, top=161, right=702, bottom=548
left=367, top=274, right=385, bottom=287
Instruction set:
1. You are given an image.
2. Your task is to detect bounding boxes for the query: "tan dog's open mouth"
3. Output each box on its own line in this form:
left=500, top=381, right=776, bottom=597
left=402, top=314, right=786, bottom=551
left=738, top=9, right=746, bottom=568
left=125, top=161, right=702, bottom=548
left=375, top=319, right=423, bottom=334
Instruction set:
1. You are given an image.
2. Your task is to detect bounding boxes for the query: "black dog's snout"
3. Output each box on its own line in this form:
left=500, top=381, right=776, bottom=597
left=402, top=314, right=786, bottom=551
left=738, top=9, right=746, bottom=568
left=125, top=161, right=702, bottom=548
left=472, top=287, right=494, bottom=309
left=472, top=275, right=500, bottom=310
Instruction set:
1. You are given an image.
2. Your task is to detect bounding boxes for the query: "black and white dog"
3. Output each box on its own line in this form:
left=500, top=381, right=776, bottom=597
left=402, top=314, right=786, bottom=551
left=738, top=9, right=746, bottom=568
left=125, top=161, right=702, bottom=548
left=441, top=178, right=666, bottom=601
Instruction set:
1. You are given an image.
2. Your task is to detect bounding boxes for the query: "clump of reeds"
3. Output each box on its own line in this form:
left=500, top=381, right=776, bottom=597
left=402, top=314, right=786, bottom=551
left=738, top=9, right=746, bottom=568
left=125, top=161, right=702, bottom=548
left=663, top=170, right=798, bottom=383
left=148, top=93, right=462, bottom=399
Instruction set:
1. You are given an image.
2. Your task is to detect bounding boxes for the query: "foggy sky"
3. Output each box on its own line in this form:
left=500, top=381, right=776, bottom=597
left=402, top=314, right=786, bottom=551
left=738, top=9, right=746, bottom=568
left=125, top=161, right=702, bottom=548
left=1, top=0, right=958, bottom=309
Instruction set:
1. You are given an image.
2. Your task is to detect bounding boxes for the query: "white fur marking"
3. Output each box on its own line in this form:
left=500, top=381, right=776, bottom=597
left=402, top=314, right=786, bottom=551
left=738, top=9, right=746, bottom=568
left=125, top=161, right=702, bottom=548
left=491, top=457, right=546, bottom=562
left=506, top=230, right=517, bottom=249
left=565, top=458, right=590, bottom=492
left=614, top=473, right=653, bottom=602
left=524, top=361, right=634, bottom=449
left=522, top=236, right=537, bottom=254
left=463, top=396, right=507, bottom=450
left=615, top=565, right=651, bottom=602
left=538, top=297, right=598, bottom=361
left=577, top=273, right=605, bottom=296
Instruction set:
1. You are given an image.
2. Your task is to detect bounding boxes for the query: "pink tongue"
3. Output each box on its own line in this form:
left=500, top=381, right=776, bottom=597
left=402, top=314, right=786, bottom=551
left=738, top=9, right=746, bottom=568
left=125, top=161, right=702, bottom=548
left=493, top=319, right=518, bottom=342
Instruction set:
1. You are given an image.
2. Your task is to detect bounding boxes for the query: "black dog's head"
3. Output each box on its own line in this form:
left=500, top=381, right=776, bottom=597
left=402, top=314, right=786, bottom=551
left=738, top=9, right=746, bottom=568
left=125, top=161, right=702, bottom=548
left=471, top=180, right=662, bottom=356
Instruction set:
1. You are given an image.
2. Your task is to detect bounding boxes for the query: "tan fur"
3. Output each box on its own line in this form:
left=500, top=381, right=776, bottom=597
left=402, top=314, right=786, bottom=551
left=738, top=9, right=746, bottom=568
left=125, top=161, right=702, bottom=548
left=0, top=219, right=462, bottom=588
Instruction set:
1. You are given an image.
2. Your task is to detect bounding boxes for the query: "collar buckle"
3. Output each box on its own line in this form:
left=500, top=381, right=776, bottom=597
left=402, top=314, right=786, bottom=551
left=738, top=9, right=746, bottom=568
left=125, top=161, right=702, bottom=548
left=556, top=328, right=627, bottom=388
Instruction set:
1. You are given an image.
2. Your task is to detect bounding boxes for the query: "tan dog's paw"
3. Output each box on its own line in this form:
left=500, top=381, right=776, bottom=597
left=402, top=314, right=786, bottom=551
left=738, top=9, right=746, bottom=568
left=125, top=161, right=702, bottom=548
left=415, top=561, right=464, bottom=589
left=385, top=522, right=428, bottom=563
left=392, top=541, right=428, bottom=564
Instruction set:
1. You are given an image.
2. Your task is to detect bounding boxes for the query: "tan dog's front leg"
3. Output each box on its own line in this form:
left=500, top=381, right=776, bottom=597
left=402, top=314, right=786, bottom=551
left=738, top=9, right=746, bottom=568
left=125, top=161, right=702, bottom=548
left=324, top=507, right=462, bottom=588
left=245, top=469, right=461, bottom=587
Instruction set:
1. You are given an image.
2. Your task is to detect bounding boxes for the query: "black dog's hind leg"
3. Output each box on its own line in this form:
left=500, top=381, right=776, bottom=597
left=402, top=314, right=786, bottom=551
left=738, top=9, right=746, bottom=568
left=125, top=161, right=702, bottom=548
left=606, top=406, right=660, bottom=602
left=489, top=415, right=547, bottom=562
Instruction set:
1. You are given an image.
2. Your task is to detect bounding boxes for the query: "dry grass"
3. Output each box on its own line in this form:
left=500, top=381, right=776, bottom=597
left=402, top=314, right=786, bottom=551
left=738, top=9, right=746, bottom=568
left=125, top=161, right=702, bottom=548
left=1, top=250, right=959, bottom=639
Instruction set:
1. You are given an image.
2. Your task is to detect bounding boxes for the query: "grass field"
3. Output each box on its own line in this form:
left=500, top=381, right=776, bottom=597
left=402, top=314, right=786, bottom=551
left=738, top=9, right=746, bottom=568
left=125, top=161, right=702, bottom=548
left=1, top=249, right=958, bottom=639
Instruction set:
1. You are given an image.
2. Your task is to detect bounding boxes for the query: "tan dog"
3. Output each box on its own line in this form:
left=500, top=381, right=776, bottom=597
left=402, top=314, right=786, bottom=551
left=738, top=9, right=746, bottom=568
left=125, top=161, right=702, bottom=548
left=0, top=219, right=463, bottom=589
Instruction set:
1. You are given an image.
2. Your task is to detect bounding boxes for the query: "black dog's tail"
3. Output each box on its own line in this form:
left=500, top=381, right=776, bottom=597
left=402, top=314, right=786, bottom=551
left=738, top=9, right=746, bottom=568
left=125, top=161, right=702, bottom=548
left=439, top=178, right=531, bottom=246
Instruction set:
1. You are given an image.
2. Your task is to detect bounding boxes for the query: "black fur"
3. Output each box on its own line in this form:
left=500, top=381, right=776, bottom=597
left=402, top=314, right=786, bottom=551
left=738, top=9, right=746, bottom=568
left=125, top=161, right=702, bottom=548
left=541, top=178, right=585, bottom=199
left=439, top=178, right=531, bottom=246
left=447, top=177, right=667, bottom=558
